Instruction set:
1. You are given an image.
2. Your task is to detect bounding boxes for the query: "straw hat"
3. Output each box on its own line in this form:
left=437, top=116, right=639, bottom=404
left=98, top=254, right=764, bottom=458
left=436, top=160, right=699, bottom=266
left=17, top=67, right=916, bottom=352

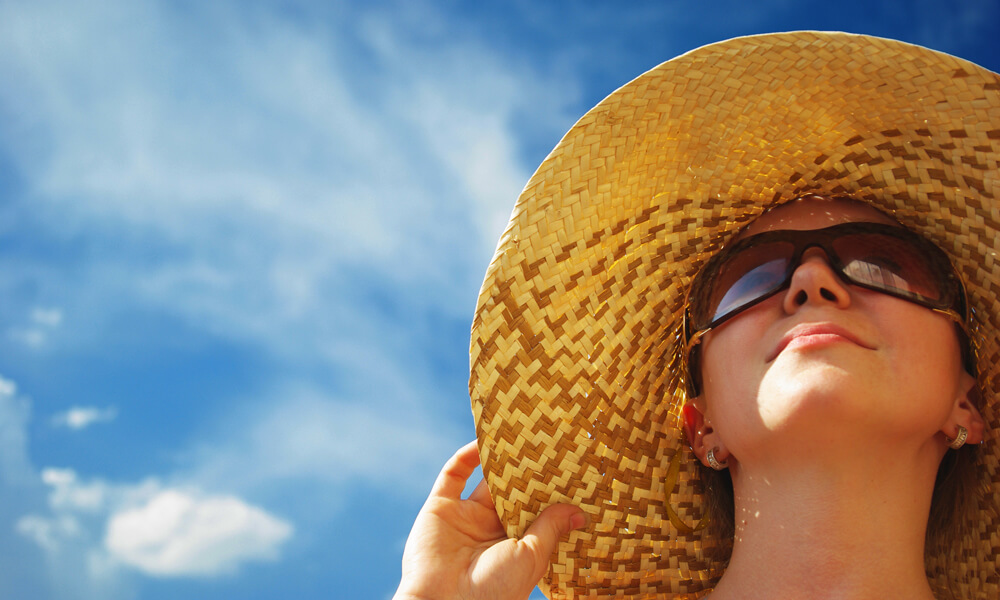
left=469, top=31, right=1000, bottom=599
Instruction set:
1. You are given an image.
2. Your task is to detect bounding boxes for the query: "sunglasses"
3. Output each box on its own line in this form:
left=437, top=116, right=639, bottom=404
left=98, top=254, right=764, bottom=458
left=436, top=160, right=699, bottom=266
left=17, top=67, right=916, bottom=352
left=683, top=222, right=971, bottom=395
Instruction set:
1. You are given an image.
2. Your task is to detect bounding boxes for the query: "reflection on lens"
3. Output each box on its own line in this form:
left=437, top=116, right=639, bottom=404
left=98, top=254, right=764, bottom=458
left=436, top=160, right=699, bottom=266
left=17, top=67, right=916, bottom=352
left=843, top=259, right=911, bottom=291
left=836, top=234, right=941, bottom=301
left=712, top=258, right=788, bottom=323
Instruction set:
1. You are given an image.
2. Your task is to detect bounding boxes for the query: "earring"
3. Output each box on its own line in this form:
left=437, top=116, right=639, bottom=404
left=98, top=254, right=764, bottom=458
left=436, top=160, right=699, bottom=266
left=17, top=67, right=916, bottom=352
left=707, top=447, right=728, bottom=470
left=946, top=425, right=968, bottom=450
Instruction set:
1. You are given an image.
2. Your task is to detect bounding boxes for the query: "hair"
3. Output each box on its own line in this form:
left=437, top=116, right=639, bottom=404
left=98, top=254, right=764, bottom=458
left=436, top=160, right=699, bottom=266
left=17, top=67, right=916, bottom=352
left=926, top=388, right=982, bottom=554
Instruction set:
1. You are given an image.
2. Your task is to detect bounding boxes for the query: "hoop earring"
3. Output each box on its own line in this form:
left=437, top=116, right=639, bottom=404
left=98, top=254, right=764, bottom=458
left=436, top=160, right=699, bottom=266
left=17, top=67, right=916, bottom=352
left=946, top=425, right=968, bottom=450
left=707, top=447, right=728, bottom=470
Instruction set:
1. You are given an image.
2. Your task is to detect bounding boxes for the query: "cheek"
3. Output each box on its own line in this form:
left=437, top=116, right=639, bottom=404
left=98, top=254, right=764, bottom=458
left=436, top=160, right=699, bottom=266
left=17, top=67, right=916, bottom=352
left=698, top=337, right=774, bottom=458
left=882, top=309, right=966, bottom=409
left=697, top=311, right=771, bottom=422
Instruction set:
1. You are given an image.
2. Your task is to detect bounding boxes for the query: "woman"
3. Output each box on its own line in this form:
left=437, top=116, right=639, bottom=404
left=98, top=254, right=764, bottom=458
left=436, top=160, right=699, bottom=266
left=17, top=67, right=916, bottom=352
left=395, top=32, right=1000, bottom=599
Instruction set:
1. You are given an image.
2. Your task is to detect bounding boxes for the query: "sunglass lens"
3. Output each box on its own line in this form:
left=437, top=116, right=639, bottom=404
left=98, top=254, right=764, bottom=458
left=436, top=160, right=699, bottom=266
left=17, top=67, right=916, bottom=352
left=706, top=242, right=794, bottom=327
left=834, top=234, right=943, bottom=303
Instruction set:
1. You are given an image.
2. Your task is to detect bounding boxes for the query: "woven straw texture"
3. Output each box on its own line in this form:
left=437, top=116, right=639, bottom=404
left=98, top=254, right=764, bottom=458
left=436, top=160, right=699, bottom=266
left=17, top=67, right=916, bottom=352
left=469, top=32, right=1000, bottom=599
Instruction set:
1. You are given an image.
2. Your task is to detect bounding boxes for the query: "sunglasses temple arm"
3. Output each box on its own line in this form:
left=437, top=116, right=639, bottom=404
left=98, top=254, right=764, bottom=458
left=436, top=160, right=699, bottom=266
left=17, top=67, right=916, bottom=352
left=931, top=307, right=968, bottom=333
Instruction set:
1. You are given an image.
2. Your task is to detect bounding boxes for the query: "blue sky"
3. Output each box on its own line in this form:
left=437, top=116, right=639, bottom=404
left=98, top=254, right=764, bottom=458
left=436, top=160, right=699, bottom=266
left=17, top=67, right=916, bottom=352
left=1, top=1, right=998, bottom=599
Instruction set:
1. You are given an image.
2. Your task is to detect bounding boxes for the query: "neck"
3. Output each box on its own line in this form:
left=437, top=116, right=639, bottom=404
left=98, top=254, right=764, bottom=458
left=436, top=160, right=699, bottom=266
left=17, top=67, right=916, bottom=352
left=708, top=441, right=943, bottom=600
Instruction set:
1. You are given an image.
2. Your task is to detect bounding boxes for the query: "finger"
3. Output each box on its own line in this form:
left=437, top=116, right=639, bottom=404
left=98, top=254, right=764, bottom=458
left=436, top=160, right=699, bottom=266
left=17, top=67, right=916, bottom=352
left=517, top=504, right=588, bottom=583
left=467, top=477, right=496, bottom=509
left=429, top=440, right=481, bottom=499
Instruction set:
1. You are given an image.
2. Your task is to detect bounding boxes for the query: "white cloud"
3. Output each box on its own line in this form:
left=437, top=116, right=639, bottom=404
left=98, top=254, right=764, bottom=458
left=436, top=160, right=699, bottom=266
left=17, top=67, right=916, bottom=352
left=19, top=467, right=294, bottom=581
left=0, top=0, right=566, bottom=595
left=105, top=489, right=293, bottom=577
left=7, top=380, right=292, bottom=587
left=17, top=468, right=142, bottom=556
left=8, top=327, right=49, bottom=349
left=31, top=307, right=64, bottom=327
left=185, top=386, right=462, bottom=498
left=7, top=307, right=64, bottom=349
left=17, top=513, right=82, bottom=552
left=42, top=468, right=109, bottom=512
left=0, top=375, right=16, bottom=397
left=51, top=406, right=118, bottom=431
left=0, top=375, right=36, bottom=486
left=0, top=0, right=571, bottom=370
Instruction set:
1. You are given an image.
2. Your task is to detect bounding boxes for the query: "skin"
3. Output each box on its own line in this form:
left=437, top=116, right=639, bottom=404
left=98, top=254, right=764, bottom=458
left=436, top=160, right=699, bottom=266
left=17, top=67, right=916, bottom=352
left=694, top=198, right=980, bottom=465
left=685, top=196, right=985, bottom=600
left=393, top=441, right=586, bottom=600
left=395, top=196, right=986, bottom=600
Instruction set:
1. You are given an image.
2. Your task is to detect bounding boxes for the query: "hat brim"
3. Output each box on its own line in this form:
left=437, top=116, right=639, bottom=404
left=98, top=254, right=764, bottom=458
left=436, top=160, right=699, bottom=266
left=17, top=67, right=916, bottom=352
left=470, top=31, right=1000, bottom=599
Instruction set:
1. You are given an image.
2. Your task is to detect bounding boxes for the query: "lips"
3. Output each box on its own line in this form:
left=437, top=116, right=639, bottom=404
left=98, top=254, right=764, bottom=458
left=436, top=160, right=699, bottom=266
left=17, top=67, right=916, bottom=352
left=768, top=323, right=874, bottom=362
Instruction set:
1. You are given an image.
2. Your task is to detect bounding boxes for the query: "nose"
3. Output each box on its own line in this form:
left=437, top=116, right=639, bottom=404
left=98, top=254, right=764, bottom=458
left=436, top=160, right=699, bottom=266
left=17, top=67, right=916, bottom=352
left=782, top=248, right=852, bottom=314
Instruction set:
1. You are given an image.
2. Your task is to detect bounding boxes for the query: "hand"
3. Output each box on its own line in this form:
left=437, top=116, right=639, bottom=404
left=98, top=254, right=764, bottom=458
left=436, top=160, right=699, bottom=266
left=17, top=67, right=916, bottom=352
left=394, top=441, right=587, bottom=600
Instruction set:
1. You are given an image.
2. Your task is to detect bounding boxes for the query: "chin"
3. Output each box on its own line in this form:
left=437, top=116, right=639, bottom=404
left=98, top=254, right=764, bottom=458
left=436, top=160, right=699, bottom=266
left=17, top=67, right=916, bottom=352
left=756, top=365, right=874, bottom=425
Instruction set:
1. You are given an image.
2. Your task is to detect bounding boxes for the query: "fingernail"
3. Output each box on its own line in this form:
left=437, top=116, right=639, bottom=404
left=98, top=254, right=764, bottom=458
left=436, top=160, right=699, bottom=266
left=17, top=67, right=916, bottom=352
left=569, top=512, right=588, bottom=531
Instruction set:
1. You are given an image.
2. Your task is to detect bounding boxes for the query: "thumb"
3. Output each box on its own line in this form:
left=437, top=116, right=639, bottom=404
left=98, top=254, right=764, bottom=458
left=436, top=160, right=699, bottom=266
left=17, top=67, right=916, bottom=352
left=518, top=504, right=588, bottom=583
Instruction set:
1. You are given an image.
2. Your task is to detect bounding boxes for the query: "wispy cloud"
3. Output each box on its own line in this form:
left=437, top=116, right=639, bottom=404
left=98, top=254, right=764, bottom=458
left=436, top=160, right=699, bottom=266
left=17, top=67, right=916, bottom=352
left=17, top=513, right=83, bottom=552
left=183, top=385, right=463, bottom=498
left=0, top=374, right=17, bottom=397
left=31, top=307, right=64, bottom=328
left=0, top=0, right=546, bottom=527
left=42, top=468, right=110, bottom=512
left=6, top=306, right=64, bottom=350
left=0, top=0, right=576, bottom=597
left=0, top=375, right=37, bottom=486
left=51, top=407, right=118, bottom=431
left=0, top=0, right=574, bottom=383
left=2, top=1, right=998, bottom=600
left=0, top=376, right=69, bottom=597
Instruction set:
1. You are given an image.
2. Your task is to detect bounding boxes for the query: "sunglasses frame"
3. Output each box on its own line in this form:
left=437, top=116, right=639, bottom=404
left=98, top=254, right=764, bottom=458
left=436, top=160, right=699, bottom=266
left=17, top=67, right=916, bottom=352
left=682, top=222, right=972, bottom=396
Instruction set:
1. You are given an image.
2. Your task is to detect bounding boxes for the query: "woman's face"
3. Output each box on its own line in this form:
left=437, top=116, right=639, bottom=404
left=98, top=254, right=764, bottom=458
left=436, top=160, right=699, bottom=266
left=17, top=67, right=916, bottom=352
left=697, top=197, right=971, bottom=463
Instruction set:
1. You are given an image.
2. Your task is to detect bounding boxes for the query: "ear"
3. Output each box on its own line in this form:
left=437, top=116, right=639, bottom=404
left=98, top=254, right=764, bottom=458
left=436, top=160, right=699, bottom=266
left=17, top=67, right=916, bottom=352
left=681, top=400, right=731, bottom=468
left=941, top=372, right=986, bottom=446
